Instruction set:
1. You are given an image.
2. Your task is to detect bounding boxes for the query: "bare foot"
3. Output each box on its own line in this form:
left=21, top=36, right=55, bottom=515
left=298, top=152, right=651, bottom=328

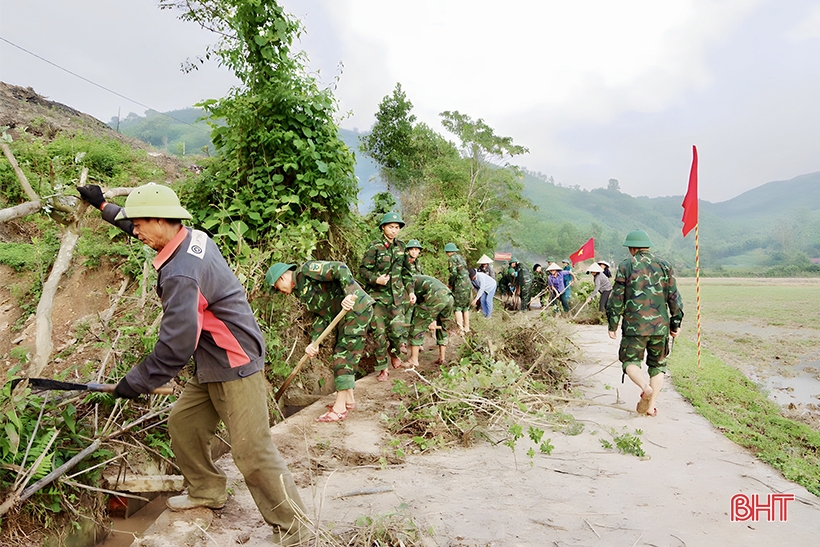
left=636, top=386, right=653, bottom=414
left=377, top=369, right=389, bottom=382
left=390, top=355, right=404, bottom=369
left=646, top=407, right=658, bottom=417
left=403, top=360, right=419, bottom=369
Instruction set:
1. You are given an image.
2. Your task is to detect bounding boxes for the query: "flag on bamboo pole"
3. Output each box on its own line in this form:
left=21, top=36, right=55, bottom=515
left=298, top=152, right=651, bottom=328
left=682, top=144, right=702, bottom=369
left=681, top=145, right=698, bottom=236
left=569, top=238, right=595, bottom=265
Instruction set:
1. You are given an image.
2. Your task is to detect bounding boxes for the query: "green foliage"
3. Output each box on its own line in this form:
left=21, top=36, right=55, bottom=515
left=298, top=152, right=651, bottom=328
left=171, top=0, right=361, bottom=264
left=348, top=503, right=427, bottom=546
left=1, top=132, right=157, bottom=199
left=360, top=85, right=532, bottom=266
left=599, top=428, right=645, bottom=458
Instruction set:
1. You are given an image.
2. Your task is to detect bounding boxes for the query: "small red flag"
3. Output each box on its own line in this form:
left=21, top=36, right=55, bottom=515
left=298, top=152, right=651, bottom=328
left=569, top=238, right=595, bottom=265
left=682, top=145, right=698, bottom=237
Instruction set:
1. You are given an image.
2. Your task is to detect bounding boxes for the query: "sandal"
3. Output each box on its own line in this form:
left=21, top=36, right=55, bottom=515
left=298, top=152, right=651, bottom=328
left=377, top=370, right=389, bottom=382
left=316, top=409, right=348, bottom=422
left=326, top=403, right=356, bottom=411
left=390, top=355, right=404, bottom=369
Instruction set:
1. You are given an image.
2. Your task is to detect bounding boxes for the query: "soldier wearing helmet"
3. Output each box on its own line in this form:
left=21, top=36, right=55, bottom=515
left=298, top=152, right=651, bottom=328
left=444, top=242, right=472, bottom=336
left=606, top=230, right=684, bottom=418
left=76, top=183, right=309, bottom=544
left=360, top=212, right=416, bottom=381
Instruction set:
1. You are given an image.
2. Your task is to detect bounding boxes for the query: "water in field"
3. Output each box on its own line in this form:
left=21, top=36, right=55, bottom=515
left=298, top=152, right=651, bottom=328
left=751, top=359, right=820, bottom=407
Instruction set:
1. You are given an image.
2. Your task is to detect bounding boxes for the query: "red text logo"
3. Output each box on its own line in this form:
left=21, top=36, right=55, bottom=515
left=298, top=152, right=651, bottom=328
left=731, top=493, right=795, bottom=522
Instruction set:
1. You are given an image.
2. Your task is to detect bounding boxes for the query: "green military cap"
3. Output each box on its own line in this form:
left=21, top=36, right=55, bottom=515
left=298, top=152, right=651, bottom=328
left=622, top=230, right=653, bottom=248
left=406, top=239, right=423, bottom=249
left=114, top=182, right=192, bottom=221
left=509, top=256, right=519, bottom=264
left=444, top=243, right=459, bottom=252
left=265, top=262, right=297, bottom=288
left=379, top=211, right=405, bottom=228
left=561, top=258, right=570, bottom=264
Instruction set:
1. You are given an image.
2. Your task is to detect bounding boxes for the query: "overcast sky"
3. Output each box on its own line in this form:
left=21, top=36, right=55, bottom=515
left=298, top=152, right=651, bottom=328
left=2, top=0, right=819, bottom=202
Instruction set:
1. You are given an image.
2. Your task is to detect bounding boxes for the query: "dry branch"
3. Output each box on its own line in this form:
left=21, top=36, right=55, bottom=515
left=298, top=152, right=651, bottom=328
left=0, top=200, right=42, bottom=222
left=1, top=142, right=38, bottom=201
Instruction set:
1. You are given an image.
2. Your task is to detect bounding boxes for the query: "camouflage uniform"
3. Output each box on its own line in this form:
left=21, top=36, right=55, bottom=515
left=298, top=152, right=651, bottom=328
left=514, top=262, right=533, bottom=311
left=408, top=275, right=454, bottom=347
left=606, top=250, right=684, bottom=377
left=448, top=252, right=472, bottom=311
left=401, top=258, right=424, bottom=334
left=498, top=265, right=513, bottom=297
left=294, top=261, right=375, bottom=391
left=360, top=238, right=415, bottom=371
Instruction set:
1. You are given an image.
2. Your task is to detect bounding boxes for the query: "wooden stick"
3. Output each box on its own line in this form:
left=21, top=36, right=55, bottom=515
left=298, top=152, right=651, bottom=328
left=274, top=300, right=355, bottom=402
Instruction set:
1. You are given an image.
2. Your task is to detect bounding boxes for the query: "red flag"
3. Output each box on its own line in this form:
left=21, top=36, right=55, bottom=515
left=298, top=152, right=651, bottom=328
left=569, top=238, right=594, bottom=265
left=682, top=145, right=698, bottom=236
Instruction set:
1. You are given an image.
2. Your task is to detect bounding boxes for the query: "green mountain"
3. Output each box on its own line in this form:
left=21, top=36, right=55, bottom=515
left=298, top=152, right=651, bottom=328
left=109, top=108, right=214, bottom=156
left=508, top=171, right=820, bottom=272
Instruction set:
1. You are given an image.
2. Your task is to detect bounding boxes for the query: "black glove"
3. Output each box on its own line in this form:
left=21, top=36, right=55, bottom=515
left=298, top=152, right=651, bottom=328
left=113, top=377, right=140, bottom=399
left=77, top=184, right=105, bottom=209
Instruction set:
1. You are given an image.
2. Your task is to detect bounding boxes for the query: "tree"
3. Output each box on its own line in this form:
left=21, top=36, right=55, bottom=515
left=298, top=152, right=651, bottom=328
left=164, top=0, right=360, bottom=261
left=607, top=178, right=621, bottom=192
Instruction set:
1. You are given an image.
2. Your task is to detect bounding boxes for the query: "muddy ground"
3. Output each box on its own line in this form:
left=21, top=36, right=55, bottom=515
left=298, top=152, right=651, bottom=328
left=117, top=324, right=820, bottom=547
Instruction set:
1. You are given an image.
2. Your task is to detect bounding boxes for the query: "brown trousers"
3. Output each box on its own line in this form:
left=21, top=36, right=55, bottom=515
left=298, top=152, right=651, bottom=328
left=168, top=371, right=309, bottom=538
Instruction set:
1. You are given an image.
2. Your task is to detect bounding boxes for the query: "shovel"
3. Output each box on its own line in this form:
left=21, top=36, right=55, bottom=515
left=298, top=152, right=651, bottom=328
left=274, top=298, right=356, bottom=403
left=9, top=378, right=174, bottom=395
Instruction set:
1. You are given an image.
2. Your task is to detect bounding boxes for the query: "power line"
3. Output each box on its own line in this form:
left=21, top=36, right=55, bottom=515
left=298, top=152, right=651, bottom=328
left=0, top=35, right=198, bottom=126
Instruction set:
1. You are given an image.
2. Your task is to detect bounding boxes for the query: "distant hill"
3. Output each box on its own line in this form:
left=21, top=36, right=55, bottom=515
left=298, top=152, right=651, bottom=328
left=507, top=171, right=820, bottom=271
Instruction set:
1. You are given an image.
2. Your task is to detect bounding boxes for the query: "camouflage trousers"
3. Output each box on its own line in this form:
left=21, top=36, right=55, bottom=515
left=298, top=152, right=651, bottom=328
left=619, top=335, right=669, bottom=377
left=452, top=283, right=472, bottom=312
left=371, top=301, right=405, bottom=371
left=409, top=294, right=454, bottom=347
left=330, top=305, right=373, bottom=391
left=518, top=284, right=532, bottom=311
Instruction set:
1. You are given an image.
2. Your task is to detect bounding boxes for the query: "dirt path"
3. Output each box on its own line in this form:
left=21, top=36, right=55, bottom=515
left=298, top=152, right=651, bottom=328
left=125, top=325, right=820, bottom=547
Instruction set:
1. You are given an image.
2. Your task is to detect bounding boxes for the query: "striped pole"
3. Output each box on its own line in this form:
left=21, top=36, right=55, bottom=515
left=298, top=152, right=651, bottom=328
left=694, top=224, right=702, bottom=369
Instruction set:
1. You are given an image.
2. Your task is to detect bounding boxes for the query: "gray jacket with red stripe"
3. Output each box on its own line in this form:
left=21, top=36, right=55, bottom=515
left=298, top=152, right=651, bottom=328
left=102, top=205, right=265, bottom=392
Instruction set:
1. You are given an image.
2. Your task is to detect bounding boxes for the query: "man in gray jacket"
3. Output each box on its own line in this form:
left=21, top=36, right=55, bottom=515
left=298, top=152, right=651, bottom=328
left=77, top=183, right=310, bottom=546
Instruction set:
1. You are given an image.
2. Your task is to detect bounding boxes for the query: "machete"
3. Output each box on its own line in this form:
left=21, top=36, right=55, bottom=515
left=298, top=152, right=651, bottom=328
left=9, top=378, right=174, bottom=395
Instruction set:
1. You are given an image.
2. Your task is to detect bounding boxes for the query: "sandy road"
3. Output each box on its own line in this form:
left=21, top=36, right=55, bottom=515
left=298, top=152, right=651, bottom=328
left=128, top=324, right=820, bottom=547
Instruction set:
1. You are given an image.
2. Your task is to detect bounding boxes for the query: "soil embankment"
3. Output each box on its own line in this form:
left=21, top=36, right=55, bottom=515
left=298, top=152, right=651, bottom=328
left=124, top=325, right=820, bottom=546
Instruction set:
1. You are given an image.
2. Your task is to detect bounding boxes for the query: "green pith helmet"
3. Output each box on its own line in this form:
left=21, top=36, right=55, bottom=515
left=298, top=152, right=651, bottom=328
left=444, top=243, right=459, bottom=252
left=406, top=239, right=422, bottom=249
left=114, top=182, right=192, bottom=221
left=510, top=256, right=519, bottom=264
left=265, top=263, right=296, bottom=288
left=622, top=230, right=653, bottom=248
left=378, top=211, right=405, bottom=228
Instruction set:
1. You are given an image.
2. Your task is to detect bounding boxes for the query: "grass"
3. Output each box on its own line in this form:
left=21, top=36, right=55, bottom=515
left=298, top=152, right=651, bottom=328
left=669, top=337, right=820, bottom=496
left=676, top=277, right=820, bottom=328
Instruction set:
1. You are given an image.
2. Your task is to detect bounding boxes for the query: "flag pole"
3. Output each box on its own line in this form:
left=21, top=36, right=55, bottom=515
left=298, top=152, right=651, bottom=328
left=681, top=144, right=701, bottom=369
left=694, top=224, right=702, bottom=369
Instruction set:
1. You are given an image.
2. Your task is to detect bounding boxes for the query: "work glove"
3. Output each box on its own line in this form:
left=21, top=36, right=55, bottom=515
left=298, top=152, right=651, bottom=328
left=113, top=377, right=140, bottom=399
left=76, top=184, right=105, bottom=209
